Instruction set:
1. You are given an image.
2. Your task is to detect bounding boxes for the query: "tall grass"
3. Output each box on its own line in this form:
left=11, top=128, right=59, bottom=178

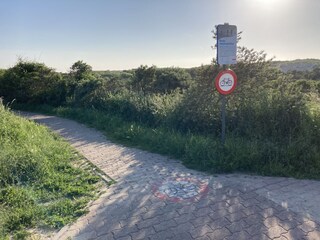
left=18, top=103, right=320, bottom=180
left=0, top=102, right=101, bottom=239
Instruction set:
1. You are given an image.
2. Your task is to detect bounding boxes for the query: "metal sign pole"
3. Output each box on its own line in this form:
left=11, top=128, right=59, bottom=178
left=221, top=94, right=226, bottom=144
left=220, top=64, right=227, bottom=145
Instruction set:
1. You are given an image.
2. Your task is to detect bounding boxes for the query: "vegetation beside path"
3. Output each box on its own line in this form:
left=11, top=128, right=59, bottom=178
left=0, top=102, right=102, bottom=240
left=1, top=43, right=320, bottom=181
left=19, top=102, right=320, bottom=180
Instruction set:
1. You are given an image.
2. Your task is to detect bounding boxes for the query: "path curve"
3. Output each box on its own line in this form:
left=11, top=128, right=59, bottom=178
left=18, top=112, right=320, bottom=240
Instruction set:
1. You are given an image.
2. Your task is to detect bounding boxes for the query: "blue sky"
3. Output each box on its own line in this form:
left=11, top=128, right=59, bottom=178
left=1, top=0, right=320, bottom=72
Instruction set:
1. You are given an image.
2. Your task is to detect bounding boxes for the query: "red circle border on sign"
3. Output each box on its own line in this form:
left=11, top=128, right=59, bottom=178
left=215, top=69, right=237, bottom=95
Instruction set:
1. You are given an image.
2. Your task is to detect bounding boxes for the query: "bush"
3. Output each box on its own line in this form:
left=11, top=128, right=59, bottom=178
left=0, top=60, right=66, bottom=105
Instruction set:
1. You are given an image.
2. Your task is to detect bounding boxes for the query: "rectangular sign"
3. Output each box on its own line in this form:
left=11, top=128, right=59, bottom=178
left=217, top=24, right=237, bottom=65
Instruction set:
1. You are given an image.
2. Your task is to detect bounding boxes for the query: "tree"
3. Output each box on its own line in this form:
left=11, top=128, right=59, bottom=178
left=66, top=61, right=96, bottom=100
left=131, top=65, right=156, bottom=94
left=66, top=61, right=109, bottom=106
left=69, top=60, right=93, bottom=81
left=310, top=66, right=320, bottom=80
left=153, top=68, right=192, bottom=93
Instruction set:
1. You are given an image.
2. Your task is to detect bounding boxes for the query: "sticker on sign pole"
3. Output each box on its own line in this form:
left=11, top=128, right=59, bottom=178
left=215, top=69, right=237, bottom=95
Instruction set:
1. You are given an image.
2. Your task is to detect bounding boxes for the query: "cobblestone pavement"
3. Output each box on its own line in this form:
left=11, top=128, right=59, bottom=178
left=19, top=112, right=320, bottom=240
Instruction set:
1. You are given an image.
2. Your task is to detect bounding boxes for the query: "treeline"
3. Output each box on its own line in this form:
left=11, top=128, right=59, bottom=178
left=273, top=58, right=320, bottom=75
left=0, top=60, right=193, bottom=104
left=0, top=47, right=320, bottom=177
left=287, top=66, right=320, bottom=80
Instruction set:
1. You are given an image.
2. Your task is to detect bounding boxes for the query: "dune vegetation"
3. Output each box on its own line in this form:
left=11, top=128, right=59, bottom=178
left=1, top=47, right=320, bottom=182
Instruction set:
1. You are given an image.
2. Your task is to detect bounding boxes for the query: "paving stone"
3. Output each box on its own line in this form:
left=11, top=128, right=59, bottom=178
left=189, top=225, right=213, bottom=238
left=206, top=227, right=232, bottom=239
left=119, top=216, right=142, bottom=228
left=225, top=220, right=250, bottom=234
left=279, top=220, right=301, bottom=232
left=227, top=203, right=246, bottom=214
left=154, top=219, right=177, bottom=232
left=225, top=230, right=251, bottom=240
left=209, top=209, right=229, bottom=220
left=249, top=233, right=273, bottom=240
left=306, top=230, right=320, bottom=240
left=226, top=197, right=244, bottom=205
left=209, top=201, right=229, bottom=211
left=242, top=205, right=262, bottom=216
left=141, top=209, right=165, bottom=220
left=148, top=229, right=176, bottom=240
left=191, top=216, right=213, bottom=228
left=194, top=207, right=212, bottom=217
left=281, top=228, right=307, bottom=240
left=241, top=192, right=260, bottom=200
left=74, top=230, right=97, bottom=240
left=263, top=216, right=283, bottom=228
left=244, top=214, right=264, bottom=226
left=174, top=212, right=196, bottom=224
left=130, top=227, right=155, bottom=240
left=275, top=211, right=297, bottom=222
left=245, top=223, right=268, bottom=236
left=112, top=226, right=139, bottom=239
left=95, top=233, right=114, bottom=240
left=176, top=205, right=197, bottom=215
left=116, top=236, right=132, bottom=240
left=298, top=220, right=318, bottom=233
left=273, top=236, right=288, bottom=240
left=242, top=198, right=260, bottom=208
left=207, top=217, right=231, bottom=231
left=173, top=232, right=193, bottom=240
left=195, top=236, right=211, bottom=240
left=265, top=225, right=287, bottom=239
left=137, top=217, right=164, bottom=229
left=225, top=212, right=247, bottom=223
left=259, top=207, right=276, bottom=219
left=172, top=222, right=195, bottom=233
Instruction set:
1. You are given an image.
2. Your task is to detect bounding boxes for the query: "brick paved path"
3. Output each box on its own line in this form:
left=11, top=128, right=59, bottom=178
left=19, top=112, right=320, bottom=240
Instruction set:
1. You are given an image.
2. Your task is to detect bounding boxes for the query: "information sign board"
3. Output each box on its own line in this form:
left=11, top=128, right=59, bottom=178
left=217, top=24, right=237, bottom=65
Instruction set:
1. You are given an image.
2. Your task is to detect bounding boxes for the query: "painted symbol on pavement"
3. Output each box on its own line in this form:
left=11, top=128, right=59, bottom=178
left=152, top=177, right=209, bottom=202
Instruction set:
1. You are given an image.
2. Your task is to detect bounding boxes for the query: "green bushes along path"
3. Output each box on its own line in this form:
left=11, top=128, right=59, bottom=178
left=1, top=47, right=320, bottom=180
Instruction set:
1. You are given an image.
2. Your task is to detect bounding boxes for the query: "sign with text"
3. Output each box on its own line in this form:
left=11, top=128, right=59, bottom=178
left=217, top=24, right=237, bottom=65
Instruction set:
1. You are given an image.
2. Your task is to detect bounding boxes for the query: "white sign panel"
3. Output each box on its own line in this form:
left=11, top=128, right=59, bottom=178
left=217, top=24, right=237, bottom=65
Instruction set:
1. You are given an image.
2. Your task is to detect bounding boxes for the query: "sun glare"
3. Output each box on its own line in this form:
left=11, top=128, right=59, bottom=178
left=250, top=0, right=290, bottom=11
left=255, top=0, right=277, bottom=6
left=254, top=0, right=288, bottom=7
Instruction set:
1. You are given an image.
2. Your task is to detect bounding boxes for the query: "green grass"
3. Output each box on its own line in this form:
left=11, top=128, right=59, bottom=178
left=16, top=104, right=320, bottom=180
left=0, top=103, right=102, bottom=240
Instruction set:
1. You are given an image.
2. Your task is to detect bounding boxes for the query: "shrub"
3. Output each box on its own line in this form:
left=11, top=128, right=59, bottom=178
left=0, top=60, right=66, bottom=105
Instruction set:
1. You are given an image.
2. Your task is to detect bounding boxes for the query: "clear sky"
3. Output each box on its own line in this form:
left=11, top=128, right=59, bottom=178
left=1, top=0, right=320, bottom=72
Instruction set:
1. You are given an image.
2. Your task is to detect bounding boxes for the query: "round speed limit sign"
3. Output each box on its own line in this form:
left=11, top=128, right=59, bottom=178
left=215, top=69, right=237, bottom=95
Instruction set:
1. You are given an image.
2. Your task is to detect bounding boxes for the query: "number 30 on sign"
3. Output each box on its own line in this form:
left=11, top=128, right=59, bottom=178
left=215, top=69, right=237, bottom=95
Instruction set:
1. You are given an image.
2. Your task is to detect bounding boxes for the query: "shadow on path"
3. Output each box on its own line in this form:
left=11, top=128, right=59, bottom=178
left=18, top=112, right=320, bottom=240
